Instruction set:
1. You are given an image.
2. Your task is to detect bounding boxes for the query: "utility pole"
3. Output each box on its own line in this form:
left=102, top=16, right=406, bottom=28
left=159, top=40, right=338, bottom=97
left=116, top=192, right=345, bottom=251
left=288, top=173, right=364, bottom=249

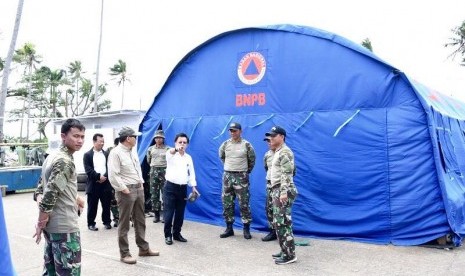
left=94, top=0, right=104, bottom=113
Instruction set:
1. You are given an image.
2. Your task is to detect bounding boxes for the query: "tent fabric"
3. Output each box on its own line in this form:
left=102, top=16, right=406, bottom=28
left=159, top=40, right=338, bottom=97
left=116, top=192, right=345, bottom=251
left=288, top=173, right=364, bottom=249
left=0, top=193, right=16, bottom=276
left=138, top=24, right=465, bottom=246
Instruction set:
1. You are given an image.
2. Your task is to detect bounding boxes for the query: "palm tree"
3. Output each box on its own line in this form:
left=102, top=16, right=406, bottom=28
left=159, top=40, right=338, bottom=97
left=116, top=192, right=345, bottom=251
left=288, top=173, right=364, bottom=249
left=0, top=0, right=24, bottom=140
left=445, top=20, right=465, bottom=66
left=109, top=59, right=130, bottom=110
left=361, top=38, right=373, bottom=52
left=13, top=42, right=41, bottom=140
left=68, top=60, right=83, bottom=115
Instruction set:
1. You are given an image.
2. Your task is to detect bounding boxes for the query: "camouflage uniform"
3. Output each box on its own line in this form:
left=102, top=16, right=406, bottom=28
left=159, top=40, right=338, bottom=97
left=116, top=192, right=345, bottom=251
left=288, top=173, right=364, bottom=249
left=270, top=143, right=298, bottom=260
left=146, top=144, right=169, bottom=212
left=219, top=138, right=255, bottom=224
left=264, top=150, right=275, bottom=230
left=39, top=146, right=81, bottom=275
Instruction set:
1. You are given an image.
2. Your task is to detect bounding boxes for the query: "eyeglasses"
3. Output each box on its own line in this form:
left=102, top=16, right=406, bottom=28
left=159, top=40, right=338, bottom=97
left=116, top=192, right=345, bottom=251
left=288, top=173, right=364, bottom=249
left=178, top=141, right=188, bottom=144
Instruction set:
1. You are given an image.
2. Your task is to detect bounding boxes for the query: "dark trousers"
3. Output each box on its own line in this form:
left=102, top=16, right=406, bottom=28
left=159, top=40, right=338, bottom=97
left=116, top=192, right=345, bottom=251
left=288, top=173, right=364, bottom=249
left=87, top=184, right=112, bottom=226
left=163, top=181, right=187, bottom=238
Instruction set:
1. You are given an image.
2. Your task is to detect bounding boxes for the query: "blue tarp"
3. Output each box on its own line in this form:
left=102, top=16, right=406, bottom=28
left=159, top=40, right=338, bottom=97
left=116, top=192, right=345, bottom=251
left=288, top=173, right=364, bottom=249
left=0, top=193, right=16, bottom=275
left=138, top=24, right=465, bottom=246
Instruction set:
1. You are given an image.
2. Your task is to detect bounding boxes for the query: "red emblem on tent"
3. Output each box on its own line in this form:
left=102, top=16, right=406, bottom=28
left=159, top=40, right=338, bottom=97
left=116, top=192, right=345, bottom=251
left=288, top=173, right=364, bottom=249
left=237, top=52, right=266, bottom=85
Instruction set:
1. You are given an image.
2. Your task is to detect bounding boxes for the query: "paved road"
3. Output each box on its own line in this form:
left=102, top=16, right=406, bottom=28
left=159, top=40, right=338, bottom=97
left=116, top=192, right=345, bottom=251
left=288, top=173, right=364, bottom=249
left=3, top=192, right=465, bottom=275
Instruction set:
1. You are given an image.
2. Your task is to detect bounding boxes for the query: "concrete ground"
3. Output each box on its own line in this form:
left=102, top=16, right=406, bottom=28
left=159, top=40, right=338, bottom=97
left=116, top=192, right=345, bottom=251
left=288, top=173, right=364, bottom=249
left=3, top=191, right=465, bottom=276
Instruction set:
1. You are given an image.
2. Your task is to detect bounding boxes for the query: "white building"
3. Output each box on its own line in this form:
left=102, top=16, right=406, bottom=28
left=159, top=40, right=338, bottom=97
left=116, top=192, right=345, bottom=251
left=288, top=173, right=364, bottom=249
left=49, top=109, right=146, bottom=175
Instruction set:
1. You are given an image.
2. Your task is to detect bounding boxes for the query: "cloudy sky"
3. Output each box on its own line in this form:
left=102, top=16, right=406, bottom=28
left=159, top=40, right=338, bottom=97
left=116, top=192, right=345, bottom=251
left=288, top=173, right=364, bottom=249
left=1, top=0, right=464, bottom=137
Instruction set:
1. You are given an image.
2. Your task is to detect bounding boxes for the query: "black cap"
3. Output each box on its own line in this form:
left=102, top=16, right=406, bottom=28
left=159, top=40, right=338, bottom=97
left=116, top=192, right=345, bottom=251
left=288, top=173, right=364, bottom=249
left=265, top=126, right=286, bottom=137
left=229, top=122, right=242, bottom=131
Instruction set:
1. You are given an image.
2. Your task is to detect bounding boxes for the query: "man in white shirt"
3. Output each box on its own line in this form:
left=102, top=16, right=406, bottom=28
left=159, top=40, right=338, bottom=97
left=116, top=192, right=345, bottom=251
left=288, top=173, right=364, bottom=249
left=108, top=127, right=159, bottom=264
left=164, top=132, right=199, bottom=245
left=83, top=133, right=112, bottom=230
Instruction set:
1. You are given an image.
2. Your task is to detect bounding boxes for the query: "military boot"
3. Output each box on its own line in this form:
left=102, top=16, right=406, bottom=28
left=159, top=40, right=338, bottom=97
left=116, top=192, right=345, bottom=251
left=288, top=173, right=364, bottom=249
left=243, top=223, right=252, bottom=239
left=153, top=211, right=160, bottom=223
left=220, top=223, right=234, bottom=238
left=261, top=230, right=277, bottom=241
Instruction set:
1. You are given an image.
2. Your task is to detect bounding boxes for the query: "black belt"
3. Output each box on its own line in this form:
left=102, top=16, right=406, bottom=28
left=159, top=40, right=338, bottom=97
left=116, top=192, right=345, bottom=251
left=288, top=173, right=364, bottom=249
left=166, top=181, right=186, bottom=186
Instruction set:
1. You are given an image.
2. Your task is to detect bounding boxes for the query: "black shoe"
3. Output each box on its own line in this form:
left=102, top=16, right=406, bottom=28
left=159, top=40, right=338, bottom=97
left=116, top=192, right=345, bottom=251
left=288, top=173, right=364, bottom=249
left=88, top=225, right=98, bottom=231
left=104, top=224, right=112, bottom=230
left=173, top=234, right=187, bottom=242
left=153, top=211, right=160, bottom=223
left=220, top=223, right=234, bottom=238
left=113, top=220, right=119, bottom=227
left=262, top=231, right=277, bottom=242
left=165, top=237, right=173, bottom=245
left=272, top=252, right=282, bottom=259
left=275, top=256, right=297, bottom=265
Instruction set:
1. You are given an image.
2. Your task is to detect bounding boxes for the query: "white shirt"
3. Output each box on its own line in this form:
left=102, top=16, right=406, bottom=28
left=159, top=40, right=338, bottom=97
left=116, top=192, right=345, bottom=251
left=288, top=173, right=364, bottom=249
left=165, top=149, right=197, bottom=186
left=93, top=149, right=106, bottom=175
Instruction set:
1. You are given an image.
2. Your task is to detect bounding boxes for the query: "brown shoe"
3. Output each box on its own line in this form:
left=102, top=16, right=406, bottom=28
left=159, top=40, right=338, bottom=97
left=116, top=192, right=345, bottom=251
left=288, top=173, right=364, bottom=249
left=139, top=248, right=160, bottom=257
left=120, top=255, right=137, bottom=264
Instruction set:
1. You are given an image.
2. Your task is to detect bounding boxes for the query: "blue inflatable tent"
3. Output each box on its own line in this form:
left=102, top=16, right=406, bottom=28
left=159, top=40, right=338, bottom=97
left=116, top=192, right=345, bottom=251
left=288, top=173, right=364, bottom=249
left=138, top=24, right=465, bottom=246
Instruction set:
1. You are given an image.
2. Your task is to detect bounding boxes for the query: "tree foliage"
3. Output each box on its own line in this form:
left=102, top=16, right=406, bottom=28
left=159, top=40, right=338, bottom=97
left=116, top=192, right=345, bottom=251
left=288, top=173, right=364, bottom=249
left=361, top=38, right=373, bottom=52
left=445, top=20, right=465, bottom=66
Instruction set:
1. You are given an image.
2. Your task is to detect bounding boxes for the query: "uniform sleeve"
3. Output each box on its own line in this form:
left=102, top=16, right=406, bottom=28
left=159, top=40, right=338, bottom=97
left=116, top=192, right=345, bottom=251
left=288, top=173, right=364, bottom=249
left=246, top=142, right=256, bottom=173
left=218, top=141, right=226, bottom=164
left=146, top=146, right=152, bottom=165
left=263, top=152, right=268, bottom=172
left=39, top=158, right=70, bottom=213
left=278, top=151, right=295, bottom=196
left=33, top=177, right=44, bottom=201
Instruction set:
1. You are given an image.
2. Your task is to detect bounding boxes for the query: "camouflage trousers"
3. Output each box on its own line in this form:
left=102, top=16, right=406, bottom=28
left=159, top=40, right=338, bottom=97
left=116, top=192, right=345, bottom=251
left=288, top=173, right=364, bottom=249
left=272, top=186, right=297, bottom=259
left=150, top=167, right=166, bottom=212
left=222, top=171, right=252, bottom=224
left=265, top=184, right=274, bottom=229
left=43, top=231, right=81, bottom=276
left=110, top=188, right=119, bottom=221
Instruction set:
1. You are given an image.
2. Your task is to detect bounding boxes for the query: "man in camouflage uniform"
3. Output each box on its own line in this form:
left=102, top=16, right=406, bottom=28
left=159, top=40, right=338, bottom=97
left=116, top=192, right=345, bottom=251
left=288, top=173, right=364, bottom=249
left=146, top=130, right=169, bottom=223
left=266, top=126, right=298, bottom=265
left=33, top=118, right=86, bottom=275
left=218, top=122, right=256, bottom=239
left=261, top=136, right=277, bottom=242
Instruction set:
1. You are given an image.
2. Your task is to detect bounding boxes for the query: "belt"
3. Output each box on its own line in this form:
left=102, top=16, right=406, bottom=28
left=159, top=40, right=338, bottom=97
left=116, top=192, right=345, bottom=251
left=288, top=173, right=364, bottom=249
left=126, top=183, right=141, bottom=188
left=166, top=181, right=187, bottom=186
left=224, top=171, right=247, bottom=173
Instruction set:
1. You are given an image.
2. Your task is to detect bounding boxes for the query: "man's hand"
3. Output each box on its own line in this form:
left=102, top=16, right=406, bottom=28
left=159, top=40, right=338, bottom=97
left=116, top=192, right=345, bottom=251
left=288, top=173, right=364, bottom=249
left=76, top=195, right=85, bottom=209
left=33, top=217, right=49, bottom=244
left=33, top=224, right=43, bottom=244
left=279, top=194, right=288, bottom=205
left=192, top=186, right=200, bottom=196
left=121, top=188, right=130, bottom=194
left=98, top=175, right=107, bottom=183
left=36, top=194, right=43, bottom=207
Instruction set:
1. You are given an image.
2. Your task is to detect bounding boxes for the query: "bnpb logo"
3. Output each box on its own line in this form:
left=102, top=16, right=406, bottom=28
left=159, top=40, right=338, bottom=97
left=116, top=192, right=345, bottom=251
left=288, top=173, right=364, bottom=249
left=237, top=52, right=266, bottom=85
